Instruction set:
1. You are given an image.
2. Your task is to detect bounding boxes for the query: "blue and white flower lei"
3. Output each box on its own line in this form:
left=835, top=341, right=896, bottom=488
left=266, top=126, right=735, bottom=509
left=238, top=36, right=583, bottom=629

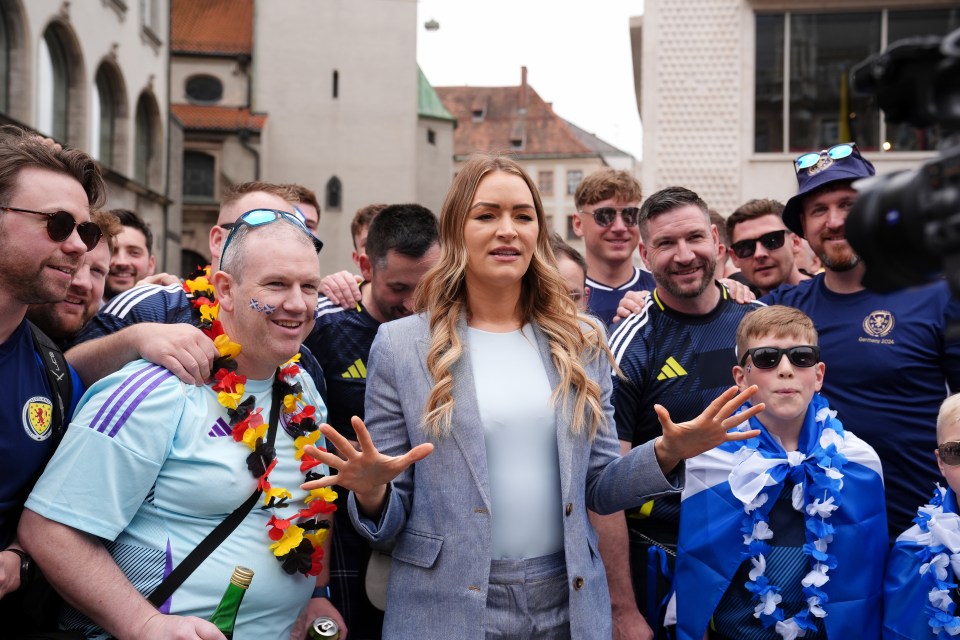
left=734, top=405, right=848, bottom=640
left=911, top=485, right=960, bottom=638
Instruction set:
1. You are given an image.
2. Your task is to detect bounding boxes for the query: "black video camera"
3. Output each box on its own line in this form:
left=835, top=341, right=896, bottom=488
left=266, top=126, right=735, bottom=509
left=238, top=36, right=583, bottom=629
left=846, top=27, right=960, bottom=296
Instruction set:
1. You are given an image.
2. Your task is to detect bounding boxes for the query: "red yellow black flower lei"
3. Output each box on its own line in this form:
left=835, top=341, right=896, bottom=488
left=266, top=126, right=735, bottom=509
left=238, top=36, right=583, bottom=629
left=184, top=267, right=337, bottom=577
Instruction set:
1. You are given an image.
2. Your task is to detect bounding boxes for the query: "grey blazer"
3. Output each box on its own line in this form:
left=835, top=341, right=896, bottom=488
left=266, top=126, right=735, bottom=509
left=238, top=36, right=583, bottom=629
left=349, top=314, right=681, bottom=639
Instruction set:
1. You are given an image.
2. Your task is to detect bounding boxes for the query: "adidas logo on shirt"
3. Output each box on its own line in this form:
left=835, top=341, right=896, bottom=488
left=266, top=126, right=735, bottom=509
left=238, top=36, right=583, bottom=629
left=656, top=356, right=687, bottom=381
left=341, top=358, right=367, bottom=379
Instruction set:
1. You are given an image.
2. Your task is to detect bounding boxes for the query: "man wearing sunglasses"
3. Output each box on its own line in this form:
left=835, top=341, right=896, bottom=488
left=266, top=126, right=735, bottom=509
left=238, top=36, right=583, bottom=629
left=766, top=142, right=960, bottom=541
left=0, top=127, right=103, bottom=630
left=27, top=210, right=122, bottom=348
left=725, top=199, right=809, bottom=296
left=64, top=182, right=327, bottom=396
left=571, top=168, right=656, bottom=326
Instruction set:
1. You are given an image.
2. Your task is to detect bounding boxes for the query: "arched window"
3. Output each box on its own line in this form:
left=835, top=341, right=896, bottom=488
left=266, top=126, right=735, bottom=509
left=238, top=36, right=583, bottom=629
left=183, top=150, right=215, bottom=199
left=38, top=26, right=70, bottom=141
left=325, top=176, right=342, bottom=211
left=185, top=74, right=223, bottom=104
left=332, top=70, right=339, bottom=99
left=92, top=64, right=122, bottom=166
left=134, top=91, right=161, bottom=187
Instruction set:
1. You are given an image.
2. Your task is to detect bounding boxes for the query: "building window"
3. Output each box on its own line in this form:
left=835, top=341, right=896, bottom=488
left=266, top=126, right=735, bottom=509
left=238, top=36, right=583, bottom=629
left=183, top=150, right=215, bottom=199
left=566, top=170, right=582, bottom=196
left=140, top=0, right=161, bottom=44
left=332, top=70, right=339, bottom=99
left=545, top=215, right=554, bottom=233
left=92, top=64, right=120, bottom=166
left=38, top=26, right=70, bottom=141
left=538, top=171, right=553, bottom=195
left=565, top=215, right=578, bottom=241
left=755, top=8, right=960, bottom=153
left=135, top=92, right=159, bottom=185
left=185, top=74, right=223, bottom=104
left=326, top=176, right=342, bottom=211
left=427, top=128, right=436, bottom=145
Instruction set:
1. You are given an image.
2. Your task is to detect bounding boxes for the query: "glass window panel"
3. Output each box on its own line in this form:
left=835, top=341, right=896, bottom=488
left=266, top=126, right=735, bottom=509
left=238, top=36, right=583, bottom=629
left=754, top=14, right=784, bottom=152
left=95, top=67, right=115, bottom=166
left=566, top=170, right=582, bottom=196
left=788, top=12, right=880, bottom=152
left=135, top=95, right=152, bottom=183
left=884, top=9, right=960, bottom=151
left=41, top=28, right=69, bottom=142
left=538, top=170, right=553, bottom=195
left=183, top=151, right=215, bottom=198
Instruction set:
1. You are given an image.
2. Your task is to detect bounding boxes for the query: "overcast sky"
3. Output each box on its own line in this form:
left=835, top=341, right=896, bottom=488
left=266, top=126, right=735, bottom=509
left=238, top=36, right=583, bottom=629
left=416, top=0, right=646, bottom=160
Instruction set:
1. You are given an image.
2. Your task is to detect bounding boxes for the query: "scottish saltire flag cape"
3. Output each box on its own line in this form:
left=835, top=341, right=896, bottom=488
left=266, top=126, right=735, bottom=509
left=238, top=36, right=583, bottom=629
left=675, top=393, right=887, bottom=640
left=884, top=486, right=960, bottom=639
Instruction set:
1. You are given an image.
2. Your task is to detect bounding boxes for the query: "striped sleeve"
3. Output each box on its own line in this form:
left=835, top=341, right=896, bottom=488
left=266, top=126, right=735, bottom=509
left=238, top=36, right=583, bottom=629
left=25, top=360, right=185, bottom=540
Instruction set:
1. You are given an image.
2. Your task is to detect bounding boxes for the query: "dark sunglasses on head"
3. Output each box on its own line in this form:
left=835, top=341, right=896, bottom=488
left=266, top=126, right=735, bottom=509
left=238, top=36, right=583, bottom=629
left=579, top=206, right=640, bottom=228
left=730, top=229, right=789, bottom=259
left=794, top=143, right=856, bottom=173
left=739, top=345, right=820, bottom=369
left=220, top=209, right=323, bottom=261
left=938, top=441, right=960, bottom=466
left=3, top=206, right=102, bottom=251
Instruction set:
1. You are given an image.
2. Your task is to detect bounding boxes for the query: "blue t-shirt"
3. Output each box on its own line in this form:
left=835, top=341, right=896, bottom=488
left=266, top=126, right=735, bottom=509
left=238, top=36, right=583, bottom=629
left=303, top=297, right=380, bottom=441
left=26, top=359, right=330, bottom=640
left=71, top=283, right=328, bottom=400
left=609, top=285, right=761, bottom=536
left=0, top=319, right=83, bottom=547
left=764, top=275, right=960, bottom=539
left=587, top=266, right=657, bottom=327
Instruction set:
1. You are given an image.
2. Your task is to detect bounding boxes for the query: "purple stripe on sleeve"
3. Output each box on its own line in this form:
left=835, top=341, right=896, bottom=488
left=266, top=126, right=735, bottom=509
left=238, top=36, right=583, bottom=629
left=159, top=538, right=173, bottom=614
left=89, top=364, right=157, bottom=432
left=107, top=368, right=175, bottom=438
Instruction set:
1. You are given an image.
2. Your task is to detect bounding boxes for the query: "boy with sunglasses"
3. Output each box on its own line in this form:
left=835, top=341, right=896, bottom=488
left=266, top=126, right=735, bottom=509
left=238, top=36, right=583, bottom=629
left=884, top=394, right=960, bottom=639
left=675, top=305, right=887, bottom=640
left=765, top=142, right=960, bottom=542
left=571, top=168, right=655, bottom=326
left=725, top=199, right=809, bottom=296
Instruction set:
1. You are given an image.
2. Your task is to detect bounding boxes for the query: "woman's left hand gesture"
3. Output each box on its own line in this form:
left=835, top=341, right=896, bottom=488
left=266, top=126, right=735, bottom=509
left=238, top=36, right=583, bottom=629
left=653, top=385, right=764, bottom=474
left=302, top=416, right=434, bottom=516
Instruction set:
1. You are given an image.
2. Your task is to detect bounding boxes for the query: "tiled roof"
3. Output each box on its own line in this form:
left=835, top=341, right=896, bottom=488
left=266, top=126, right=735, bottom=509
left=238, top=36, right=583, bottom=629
left=171, top=104, right=267, bottom=132
left=436, top=85, right=595, bottom=158
left=564, top=119, right=631, bottom=157
left=171, top=0, right=252, bottom=55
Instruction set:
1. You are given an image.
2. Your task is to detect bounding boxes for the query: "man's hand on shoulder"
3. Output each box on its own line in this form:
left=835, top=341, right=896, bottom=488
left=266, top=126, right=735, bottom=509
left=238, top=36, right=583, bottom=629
left=139, top=612, right=227, bottom=640
left=136, top=273, right=182, bottom=288
left=319, top=271, right=362, bottom=309
left=614, top=290, right=650, bottom=324
left=719, top=278, right=757, bottom=303
left=133, top=323, right=218, bottom=386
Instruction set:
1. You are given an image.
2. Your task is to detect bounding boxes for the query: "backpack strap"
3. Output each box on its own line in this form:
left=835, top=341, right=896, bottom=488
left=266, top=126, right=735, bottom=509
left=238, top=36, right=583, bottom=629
left=27, top=321, right=72, bottom=446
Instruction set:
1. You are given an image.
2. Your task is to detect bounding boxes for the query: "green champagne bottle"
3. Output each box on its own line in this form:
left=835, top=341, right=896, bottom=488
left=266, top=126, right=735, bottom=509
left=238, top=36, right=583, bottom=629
left=209, top=566, right=254, bottom=639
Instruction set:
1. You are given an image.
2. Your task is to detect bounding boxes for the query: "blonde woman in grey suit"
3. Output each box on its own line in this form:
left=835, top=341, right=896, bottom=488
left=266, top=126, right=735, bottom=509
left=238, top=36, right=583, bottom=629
left=303, top=154, right=762, bottom=640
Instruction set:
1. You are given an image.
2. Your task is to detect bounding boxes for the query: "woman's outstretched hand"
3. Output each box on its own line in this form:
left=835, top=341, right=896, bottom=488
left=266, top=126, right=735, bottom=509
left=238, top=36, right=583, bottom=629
left=653, top=385, right=764, bottom=474
left=302, top=416, right=434, bottom=515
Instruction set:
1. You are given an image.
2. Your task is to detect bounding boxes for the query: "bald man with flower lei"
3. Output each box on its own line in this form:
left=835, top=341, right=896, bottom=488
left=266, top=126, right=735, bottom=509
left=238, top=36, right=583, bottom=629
left=18, top=215, right=343, bottom=640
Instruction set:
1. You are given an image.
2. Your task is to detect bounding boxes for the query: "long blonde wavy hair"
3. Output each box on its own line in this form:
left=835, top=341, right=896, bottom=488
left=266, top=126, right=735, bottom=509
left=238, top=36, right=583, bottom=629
left=415, top=154, right=612, bottom=440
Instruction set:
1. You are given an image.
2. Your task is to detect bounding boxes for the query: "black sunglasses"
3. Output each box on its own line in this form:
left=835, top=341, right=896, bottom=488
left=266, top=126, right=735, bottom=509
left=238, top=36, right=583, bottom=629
left=739, top=345, right=820, bottom=369
left=579, top=206, right=640, bottom=228
left=938, top=441, right=960, bottom=466
left=4, top=206, right=102, bottom=251
left=730, top=229, right=788, bottom=259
